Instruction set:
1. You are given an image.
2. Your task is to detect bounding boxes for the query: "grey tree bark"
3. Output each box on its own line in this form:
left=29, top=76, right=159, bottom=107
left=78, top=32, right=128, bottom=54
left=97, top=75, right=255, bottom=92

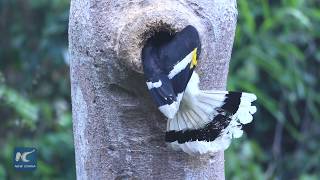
left=69, top=0, right=237, bottom=179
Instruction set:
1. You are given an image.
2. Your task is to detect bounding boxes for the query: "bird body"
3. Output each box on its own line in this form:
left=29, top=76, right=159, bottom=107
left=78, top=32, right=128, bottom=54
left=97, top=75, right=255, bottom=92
left=142, top=25, right=257, bottom=155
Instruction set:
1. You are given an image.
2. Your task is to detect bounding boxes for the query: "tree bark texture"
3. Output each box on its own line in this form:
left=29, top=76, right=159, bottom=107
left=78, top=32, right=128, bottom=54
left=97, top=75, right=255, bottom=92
left=69, top=0, right=237, bottom=179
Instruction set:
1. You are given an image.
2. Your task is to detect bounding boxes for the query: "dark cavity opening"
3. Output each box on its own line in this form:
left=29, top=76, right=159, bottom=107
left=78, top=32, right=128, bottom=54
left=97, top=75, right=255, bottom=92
left=147, top=31, right=175, bottom=48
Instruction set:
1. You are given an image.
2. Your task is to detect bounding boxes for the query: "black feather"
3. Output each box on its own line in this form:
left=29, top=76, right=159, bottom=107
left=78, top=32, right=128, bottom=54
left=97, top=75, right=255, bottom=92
left=220, top=92, right=242, bottom=114
left=142, top=25, right=201, bottom=118
left=165, top=114, right=232, bottom=143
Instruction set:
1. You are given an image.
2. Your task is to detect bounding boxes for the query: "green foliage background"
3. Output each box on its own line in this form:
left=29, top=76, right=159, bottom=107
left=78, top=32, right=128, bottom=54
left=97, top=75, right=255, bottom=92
left=0, top=0, right=319, bottom=179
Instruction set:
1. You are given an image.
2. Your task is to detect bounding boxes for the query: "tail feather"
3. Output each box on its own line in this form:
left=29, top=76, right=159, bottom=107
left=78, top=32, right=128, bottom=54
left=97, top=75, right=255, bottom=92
left=166, top=87, right=257, bottom=155
left=192, top=106, right=211, bottom=124
left=185, top=111, right=202, bottom=129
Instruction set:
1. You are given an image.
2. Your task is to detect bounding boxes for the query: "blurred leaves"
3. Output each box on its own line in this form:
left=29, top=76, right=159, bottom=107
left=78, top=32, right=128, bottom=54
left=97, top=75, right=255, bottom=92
left=227, top=0, right=320, bottom=179
left=0, top=83, right=39, bottom=129
left=0, top=0, right=73, bottom=179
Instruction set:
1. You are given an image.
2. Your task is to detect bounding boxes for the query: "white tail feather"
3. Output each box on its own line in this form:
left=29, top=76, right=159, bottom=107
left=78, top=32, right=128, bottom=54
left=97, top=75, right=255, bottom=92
left=166, top=72, right=257, bottom=155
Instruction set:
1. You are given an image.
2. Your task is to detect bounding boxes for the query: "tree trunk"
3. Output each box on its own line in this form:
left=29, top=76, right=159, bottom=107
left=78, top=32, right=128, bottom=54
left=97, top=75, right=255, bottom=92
left=69, top=0, right=237, bottom=179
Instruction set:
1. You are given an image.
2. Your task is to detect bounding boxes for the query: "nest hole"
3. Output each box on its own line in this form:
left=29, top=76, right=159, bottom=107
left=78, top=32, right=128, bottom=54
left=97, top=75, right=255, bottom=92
left=147, top=30, right=175, bottom=47
left=140, top=21, right=176, bottom=47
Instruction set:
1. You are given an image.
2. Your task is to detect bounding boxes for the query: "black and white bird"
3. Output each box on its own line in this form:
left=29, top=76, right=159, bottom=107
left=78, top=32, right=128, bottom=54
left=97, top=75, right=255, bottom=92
left=142, top=25, right=257, bottom=155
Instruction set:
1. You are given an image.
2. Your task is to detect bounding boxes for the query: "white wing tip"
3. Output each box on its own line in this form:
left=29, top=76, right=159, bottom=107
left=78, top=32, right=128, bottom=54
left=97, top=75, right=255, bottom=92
left=242, top=93, right=257, bottom=101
